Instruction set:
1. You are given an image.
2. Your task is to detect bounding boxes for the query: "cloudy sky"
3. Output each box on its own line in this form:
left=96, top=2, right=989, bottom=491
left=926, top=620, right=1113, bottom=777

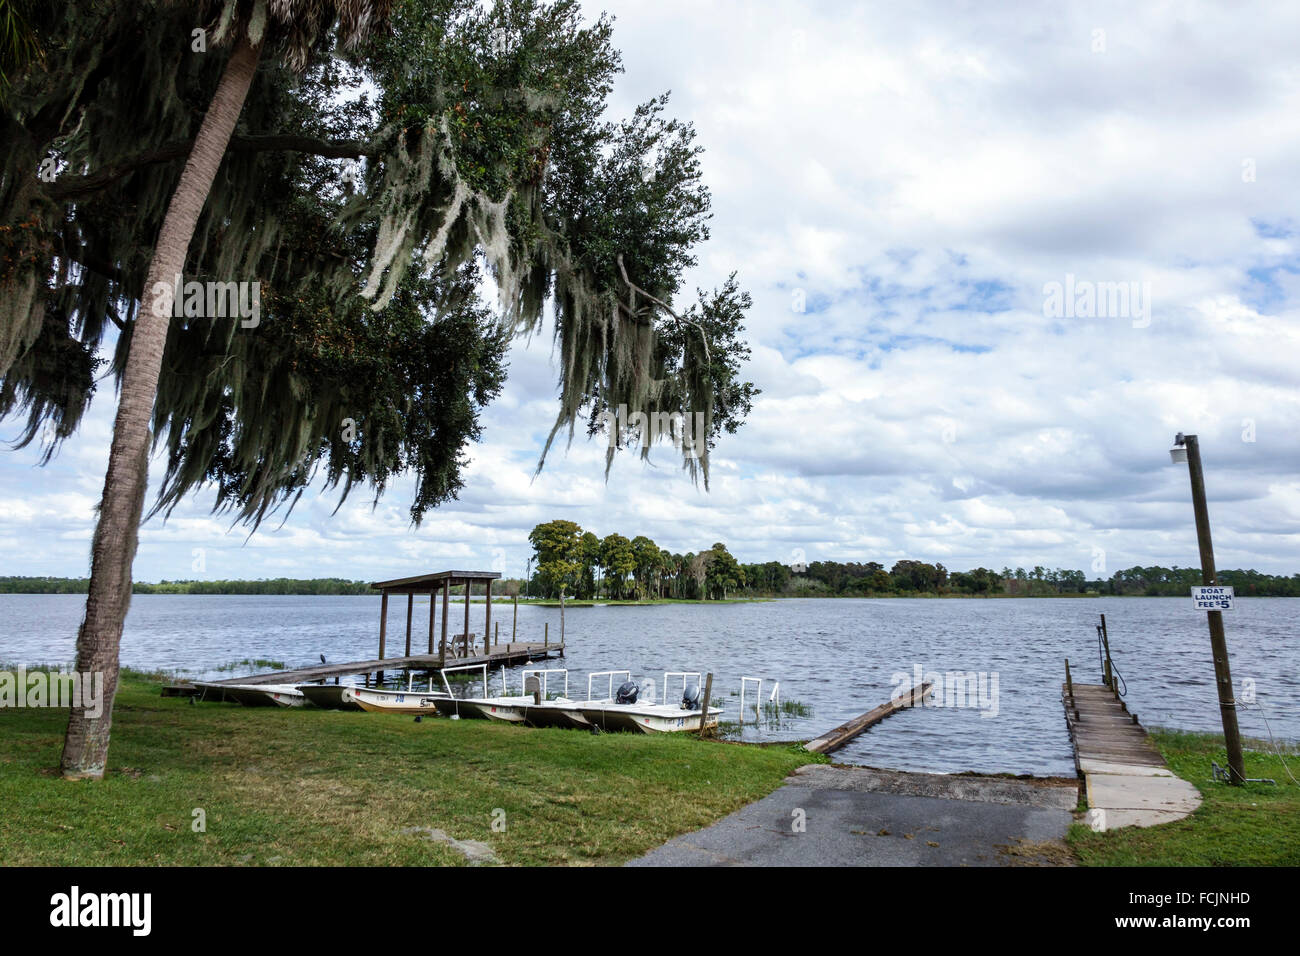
left=4, top=0, right=1300, bottom=583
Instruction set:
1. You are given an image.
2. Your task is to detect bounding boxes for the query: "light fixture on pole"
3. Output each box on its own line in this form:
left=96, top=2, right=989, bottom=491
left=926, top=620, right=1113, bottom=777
left=1169, top=432, right=1245, bottom=784
left=1168, top=432, right=1188, bottom=464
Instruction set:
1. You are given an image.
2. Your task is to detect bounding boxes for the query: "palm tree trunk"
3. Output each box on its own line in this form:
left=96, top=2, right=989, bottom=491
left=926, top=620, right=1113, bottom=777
left=60, top=34, right=262, bottom=779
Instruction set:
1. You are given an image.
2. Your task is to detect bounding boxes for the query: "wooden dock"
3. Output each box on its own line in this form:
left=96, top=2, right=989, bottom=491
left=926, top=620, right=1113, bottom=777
left=162, top=640, right=563, bottom=696
left=1061, top=682, right=1163, bottom=769
left=1062, top=679, right=1201, bottom=829
left=804, top=681, right=932, bottom=755
left=162, top=568, right=571, bottom=698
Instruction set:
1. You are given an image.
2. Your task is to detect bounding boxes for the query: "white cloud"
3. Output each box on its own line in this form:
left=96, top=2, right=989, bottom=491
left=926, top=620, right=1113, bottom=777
left=4, top=0, right=1300, bottom=580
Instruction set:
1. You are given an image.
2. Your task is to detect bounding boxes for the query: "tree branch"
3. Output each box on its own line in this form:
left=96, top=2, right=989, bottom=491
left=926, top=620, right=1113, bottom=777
left=52, top=234, right=124, bottom=286
left=48, top=134, right=374, bottom=201
left=616, top=254, right=710, bottom=363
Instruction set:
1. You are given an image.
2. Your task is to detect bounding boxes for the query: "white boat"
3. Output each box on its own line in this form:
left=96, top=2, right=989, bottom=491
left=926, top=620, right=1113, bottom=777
left=480, top=668, right=589, bottom=727
left=347, top=685, right=449, bottom=714
left=581, top=701, right=722, bottom=733
left=437, top=666, right=590, bottom=725
left=468, top=696, right=534, bottom=722
left=517, top=671, right=598, bottom=728
left=296, top=683, right=362, bottom=710
left=346, top=672, right=450, bottom=714
left=432, top=663, right=507, bottom=719
left=193, top=681, right=306, bottom=708
left=519, top=698, right=591, bottom=729
left=579, top=671, right=722, bottom=734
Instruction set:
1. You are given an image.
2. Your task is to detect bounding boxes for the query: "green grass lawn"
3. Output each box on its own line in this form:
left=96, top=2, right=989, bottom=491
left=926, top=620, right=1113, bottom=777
left=0, top=671, right=819, bottom=866
left=1068, top=730, right=1300, bottom=866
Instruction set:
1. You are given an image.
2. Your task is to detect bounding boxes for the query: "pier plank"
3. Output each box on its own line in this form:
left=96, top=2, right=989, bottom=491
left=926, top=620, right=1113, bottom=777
left=804, top=681, right=932, bottom=755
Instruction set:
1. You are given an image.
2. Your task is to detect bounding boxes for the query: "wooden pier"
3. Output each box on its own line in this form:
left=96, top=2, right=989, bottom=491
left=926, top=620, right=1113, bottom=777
left=1062, top=671, right=1201, bottom=829
left=163, top=567, right=566, bottom=697
left=1061, top=682, right=1164, bottom=770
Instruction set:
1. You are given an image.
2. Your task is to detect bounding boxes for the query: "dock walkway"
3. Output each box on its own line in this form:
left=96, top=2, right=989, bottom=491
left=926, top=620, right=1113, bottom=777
left=1062, top=682, right=1201, bottom=830
left=162, top=641, right=562, bottom=696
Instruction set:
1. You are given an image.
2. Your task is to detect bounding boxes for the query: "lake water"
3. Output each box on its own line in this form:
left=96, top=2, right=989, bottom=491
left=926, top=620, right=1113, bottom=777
left=3, top=595, right=1296, bottom=776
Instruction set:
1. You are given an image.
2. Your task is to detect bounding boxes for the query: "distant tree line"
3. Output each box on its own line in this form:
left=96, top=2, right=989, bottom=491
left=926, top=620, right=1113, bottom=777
left=1096, top=566, right=1300, bottom=597
left=778, top=562, right=1300, bottom=597
left=6, top=562, right=1298, bottom=599
left=0, top=577, right=373, bottom=595
left=522, top=525, right=1300, bottom=600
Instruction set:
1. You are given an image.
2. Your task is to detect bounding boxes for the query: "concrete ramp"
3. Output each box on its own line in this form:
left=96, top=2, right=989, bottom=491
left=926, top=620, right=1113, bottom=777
left=630, top=765, right=1077, bottom=867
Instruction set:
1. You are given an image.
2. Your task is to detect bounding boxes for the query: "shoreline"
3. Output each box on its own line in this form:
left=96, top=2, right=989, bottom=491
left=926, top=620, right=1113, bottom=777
left=2, top=671, right=1293, bottom=866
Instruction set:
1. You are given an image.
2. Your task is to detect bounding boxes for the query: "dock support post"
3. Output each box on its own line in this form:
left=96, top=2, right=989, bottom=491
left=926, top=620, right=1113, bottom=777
left=427, top=591, right=435, bottom=654
left=405, top=593, right=413, bottom=657
left=440, top=581, right=450, bottom=666
left=377, top=591, right=389, bottom=684
left=1100, top=614, right=1113, bottom=692
left=544, top=622, right=549, bottom=648
left=463, top=581, right=471, bottom=658
left=698, top=672, right=714, bottom=737
left=485, top=579, right=493, bottom=656
left=513, top=593, right=518, bottom=642
left=1065, top=657, right=1078, bottom=720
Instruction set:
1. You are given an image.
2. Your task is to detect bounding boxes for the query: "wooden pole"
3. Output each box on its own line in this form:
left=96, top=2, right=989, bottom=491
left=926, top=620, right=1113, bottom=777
left=494, top=621, right=499, bottom=646
left=698, top=672, right=713, bottom=737
left=440, top=580, right=449, bottom=666
left=560, top=590, right=565, bottom=646
left=1184, top=434, right=1245, bottom=784
left=484, top=578, right=493, bottom=656
left=377, top=591, right=389, bottom=683
left=427, top=591, right=436, bottom=655
left=513, top=593, right=518, bottom=643
left=404, top=593, right=413, bottom=657
left=1100, top=614, right=1113, bottom=691
left=1064, top=657, right=1073, bottom=700
left=544, top=621, right=549, bottom=648
left=463, top=581, right=471, bottom=659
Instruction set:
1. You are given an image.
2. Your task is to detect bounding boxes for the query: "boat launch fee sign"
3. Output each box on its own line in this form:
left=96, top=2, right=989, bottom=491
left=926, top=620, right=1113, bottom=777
left=1191, top=586, right=1234, bottom=611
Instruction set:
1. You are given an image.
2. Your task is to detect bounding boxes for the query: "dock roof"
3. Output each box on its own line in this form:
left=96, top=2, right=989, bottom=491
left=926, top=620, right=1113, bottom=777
left=370, top=570, right=502, bottom=594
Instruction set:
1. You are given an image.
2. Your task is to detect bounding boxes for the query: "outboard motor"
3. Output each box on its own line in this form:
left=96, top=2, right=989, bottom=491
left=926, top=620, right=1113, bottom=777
left=615, top=680, right=640, bottom=705
left=681, top=682, right=702, bottom=710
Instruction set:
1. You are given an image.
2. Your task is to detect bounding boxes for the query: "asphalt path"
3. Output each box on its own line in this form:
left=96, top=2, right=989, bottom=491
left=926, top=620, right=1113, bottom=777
left=630, top=764, right=1079, bottom=867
